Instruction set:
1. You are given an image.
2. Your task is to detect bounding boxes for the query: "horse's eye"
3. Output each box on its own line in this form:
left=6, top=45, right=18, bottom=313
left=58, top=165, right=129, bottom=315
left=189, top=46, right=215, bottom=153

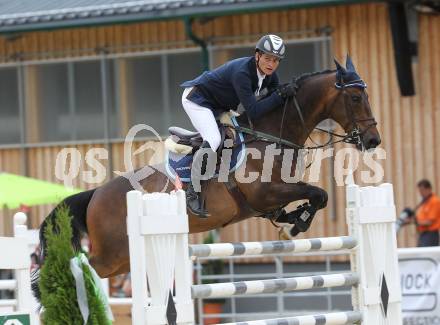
left=351, top=95, right=361, bottom=102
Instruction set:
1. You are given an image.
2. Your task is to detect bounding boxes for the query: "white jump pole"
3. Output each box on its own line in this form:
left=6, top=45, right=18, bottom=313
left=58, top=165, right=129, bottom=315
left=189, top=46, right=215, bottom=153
left=221, top=311, right=362, bottom=325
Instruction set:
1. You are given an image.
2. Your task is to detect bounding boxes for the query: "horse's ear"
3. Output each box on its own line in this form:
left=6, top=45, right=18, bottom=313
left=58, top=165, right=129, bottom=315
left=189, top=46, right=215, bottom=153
left=334, top=58, right=346, bottom=74
left=345, top=54, right=356, bottom=72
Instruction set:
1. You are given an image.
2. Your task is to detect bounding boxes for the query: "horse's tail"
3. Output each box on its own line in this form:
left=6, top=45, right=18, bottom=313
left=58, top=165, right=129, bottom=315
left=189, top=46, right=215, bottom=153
left=31, top=188, right=96, bottom=303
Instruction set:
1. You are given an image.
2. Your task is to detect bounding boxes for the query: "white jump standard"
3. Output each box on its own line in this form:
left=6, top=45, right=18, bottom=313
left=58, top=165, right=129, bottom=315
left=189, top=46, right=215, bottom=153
left=0, top=213, right=39, bottom=325
left=126, top=181, right=403, bottom=325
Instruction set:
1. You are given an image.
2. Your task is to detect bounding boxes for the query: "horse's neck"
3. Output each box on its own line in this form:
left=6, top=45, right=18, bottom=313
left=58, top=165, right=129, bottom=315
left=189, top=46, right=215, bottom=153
left=253, top=89, right=328, bottom=147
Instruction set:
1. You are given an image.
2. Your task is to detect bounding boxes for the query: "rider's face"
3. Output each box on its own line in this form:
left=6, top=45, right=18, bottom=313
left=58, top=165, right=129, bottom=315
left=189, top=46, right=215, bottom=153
left=256, top=53, right=280, bottom=75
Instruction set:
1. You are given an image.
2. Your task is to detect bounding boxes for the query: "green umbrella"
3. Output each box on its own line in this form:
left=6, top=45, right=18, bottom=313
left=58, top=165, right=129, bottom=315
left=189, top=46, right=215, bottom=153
left=0, top=173, right=82, bottom=209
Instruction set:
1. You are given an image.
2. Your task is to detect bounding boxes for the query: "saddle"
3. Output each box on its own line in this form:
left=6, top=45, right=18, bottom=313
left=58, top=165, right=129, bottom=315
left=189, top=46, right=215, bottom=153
left=164, top=112, right=238, bottom=155
left=165, top=127, right=203, bottom=155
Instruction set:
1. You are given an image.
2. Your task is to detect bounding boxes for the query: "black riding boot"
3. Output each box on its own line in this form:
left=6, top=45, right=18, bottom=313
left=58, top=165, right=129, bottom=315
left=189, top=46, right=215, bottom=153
left=186, top=141, right=216, bottom=218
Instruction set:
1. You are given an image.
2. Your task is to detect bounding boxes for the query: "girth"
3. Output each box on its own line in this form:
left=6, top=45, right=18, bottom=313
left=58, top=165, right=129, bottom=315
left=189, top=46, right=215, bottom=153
left=222, top=175, right=286, bottom=227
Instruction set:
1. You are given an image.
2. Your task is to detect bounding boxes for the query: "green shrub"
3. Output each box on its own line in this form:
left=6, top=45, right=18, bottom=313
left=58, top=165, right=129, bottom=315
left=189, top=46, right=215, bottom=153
left=39, top=204, right=111, bottom=325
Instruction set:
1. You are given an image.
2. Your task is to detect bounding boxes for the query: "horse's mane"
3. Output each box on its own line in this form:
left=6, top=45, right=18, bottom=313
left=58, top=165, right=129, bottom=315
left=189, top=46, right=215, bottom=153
left=293, top=69, right=335, bottom=88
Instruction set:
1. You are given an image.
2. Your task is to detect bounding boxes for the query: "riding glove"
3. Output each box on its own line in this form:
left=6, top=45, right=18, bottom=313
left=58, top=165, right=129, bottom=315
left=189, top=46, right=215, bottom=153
left=276, top=83, right=296, bottom=99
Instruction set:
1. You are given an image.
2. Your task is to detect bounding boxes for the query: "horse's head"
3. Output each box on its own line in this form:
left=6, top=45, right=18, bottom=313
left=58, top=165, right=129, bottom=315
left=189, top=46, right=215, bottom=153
left=326, top=56, right=381, bottom=150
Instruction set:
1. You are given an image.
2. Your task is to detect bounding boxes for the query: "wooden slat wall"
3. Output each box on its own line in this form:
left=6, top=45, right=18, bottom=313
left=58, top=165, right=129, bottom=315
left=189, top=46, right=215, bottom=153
left=1, top=3, right=439, bottom=254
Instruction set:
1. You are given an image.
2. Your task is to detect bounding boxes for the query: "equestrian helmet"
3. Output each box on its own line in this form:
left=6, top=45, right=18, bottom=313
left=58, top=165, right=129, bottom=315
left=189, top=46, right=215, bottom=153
left=255, top=34, right=286, bottom=59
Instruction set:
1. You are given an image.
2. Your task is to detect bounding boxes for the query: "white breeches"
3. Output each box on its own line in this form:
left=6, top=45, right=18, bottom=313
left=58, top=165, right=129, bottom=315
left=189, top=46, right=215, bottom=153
left=182, top=87, right=221, bottom=151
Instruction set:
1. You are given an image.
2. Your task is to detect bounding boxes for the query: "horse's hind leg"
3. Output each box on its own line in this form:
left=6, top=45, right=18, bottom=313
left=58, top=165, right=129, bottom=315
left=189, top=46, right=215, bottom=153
left=97, top=261, right=130, bottom=279
left=86, top=207, right=130, bottom=278
left=89, top=254, right=129, bottom=278
left=87, top=227, right=130, bottom=278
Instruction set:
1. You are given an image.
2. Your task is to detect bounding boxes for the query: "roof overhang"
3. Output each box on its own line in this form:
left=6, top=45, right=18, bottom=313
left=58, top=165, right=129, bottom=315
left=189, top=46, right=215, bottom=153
left=0, top=0, right=386, bottom=34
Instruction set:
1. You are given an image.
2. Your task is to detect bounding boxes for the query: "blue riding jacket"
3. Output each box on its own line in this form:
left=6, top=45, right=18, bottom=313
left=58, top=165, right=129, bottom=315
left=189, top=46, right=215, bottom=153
left=180, top=56, right=283, bottom=120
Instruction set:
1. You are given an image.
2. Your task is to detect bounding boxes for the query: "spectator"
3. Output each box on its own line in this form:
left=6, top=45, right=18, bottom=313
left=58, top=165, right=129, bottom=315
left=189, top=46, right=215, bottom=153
left=121, top=273, right=132, bottom=297
left=414, top=179, right=440, bottom=247
left=110, top=273, right=131, bottom=297
left=30, top=253, right=40, bottom=272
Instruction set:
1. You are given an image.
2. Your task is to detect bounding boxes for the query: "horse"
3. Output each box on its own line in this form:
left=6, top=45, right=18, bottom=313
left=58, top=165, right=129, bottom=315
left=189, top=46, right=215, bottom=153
left=33, top=56, right=380, bottom=294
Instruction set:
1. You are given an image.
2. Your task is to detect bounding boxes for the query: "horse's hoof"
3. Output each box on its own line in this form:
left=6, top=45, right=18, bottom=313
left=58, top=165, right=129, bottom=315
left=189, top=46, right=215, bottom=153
left=279, top=226, right=294, bottom=240
left=289, top=226, right=301, bottom=237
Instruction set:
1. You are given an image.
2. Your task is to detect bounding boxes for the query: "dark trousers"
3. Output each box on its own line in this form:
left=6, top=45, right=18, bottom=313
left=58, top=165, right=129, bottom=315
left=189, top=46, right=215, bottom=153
left=417, top=231, right=440, bottom=247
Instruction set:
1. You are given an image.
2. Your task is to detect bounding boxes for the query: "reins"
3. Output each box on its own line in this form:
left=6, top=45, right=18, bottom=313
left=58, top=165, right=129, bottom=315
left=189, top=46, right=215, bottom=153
left=230, top=76, right=377, bottom=151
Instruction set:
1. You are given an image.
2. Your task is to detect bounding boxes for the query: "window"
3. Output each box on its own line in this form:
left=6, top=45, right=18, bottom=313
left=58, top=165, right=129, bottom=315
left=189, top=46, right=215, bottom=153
left=167, top=52, right=202, bottom=130
left=0, top=67, right=20, bottom=144
left=73, top=61, right=106, bottom=140
left=31, top=63, right=70, bottom=142
left=120, top=51, right=201, bottom=137
left=23, top=60, right=118, bottom=143
left=125, top=56, right=165, bottom=134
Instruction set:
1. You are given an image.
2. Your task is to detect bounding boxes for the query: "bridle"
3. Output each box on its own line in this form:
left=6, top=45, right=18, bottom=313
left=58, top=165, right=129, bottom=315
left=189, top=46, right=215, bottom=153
left=282, top=77, right=377, bottom=150
left=233, top=75, right=377, bottom=151
left=296, top=79, right=377, bottom=149
left=331, top=79, right=377, bottom=147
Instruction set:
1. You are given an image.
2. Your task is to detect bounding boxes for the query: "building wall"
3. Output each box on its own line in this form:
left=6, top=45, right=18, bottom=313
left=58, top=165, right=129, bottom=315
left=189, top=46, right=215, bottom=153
left=1, top=3, right=439, bottom=252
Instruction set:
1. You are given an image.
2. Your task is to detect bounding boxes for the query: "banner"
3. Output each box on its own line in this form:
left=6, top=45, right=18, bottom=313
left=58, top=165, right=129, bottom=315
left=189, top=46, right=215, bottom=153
left=399, top=247, right=440, bottom=325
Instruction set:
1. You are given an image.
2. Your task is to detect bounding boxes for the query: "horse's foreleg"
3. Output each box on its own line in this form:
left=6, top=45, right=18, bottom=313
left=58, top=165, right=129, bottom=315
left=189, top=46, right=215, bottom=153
left=253, top=182, right=328, bottom=211
left=253, top=182, right=328, bottom=235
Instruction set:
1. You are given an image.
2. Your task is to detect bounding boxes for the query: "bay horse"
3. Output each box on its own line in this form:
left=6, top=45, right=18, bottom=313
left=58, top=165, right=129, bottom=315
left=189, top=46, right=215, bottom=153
left=34, top=56, right=380, bottom=291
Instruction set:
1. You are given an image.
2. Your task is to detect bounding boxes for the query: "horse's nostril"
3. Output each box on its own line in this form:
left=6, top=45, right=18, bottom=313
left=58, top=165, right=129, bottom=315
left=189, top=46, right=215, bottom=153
left=368, top=138, right=381, bottom=148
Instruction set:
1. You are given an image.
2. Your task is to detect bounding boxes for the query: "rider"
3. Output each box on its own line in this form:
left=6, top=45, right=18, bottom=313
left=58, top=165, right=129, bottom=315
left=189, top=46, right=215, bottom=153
left=180, top=34, right=295, bottom=217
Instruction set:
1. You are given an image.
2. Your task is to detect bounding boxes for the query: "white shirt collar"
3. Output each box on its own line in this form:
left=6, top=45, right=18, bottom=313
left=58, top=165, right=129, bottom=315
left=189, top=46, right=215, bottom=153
left=256, top=68, right=266, bottom=81
left=255, top=68, right=266, bottom=96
